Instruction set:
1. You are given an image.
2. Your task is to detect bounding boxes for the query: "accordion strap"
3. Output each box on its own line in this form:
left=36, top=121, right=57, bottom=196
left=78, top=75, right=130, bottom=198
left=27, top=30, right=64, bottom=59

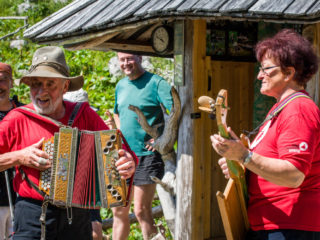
left=19, top=167, right=49, bottom=240
left=17, top=107, right=65, bottom=128
left=17, top=101, right=83, bottom=128
left=18, top=167, right=46, bottom=197
left=40, top=196, right=50, bottom=240
left=68, top=102, right=83, bottom=127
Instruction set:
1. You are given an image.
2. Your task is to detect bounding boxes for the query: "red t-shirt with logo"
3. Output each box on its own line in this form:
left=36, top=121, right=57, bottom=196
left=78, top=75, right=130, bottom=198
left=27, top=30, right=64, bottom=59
left=249, top=93, right=320, bottom=231
left=0, top=101, right=109, bottom=200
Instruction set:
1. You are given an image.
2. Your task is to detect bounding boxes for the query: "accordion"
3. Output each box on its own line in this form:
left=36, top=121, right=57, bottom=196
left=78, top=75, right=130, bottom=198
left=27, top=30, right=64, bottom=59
left=39, top=127, right=128, bottom=209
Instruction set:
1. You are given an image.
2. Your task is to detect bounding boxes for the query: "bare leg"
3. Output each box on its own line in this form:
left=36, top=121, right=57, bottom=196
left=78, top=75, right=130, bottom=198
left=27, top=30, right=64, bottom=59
left=92, top=221, right=102, bottom=240
left=134, top=184, right=158, bottom=240
left=112, top=191, right=133, bottom=240
left=0, top=207, right=10, bottom=240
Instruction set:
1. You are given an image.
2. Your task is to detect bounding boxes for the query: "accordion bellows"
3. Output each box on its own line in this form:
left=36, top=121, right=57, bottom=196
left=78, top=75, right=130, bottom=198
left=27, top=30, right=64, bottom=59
left=40, top=128, right=127, bottom=209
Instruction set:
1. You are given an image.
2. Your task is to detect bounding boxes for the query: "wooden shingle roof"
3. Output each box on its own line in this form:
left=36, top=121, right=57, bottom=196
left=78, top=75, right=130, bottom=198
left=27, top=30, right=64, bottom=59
left=23, top=0, right=320, bottom=53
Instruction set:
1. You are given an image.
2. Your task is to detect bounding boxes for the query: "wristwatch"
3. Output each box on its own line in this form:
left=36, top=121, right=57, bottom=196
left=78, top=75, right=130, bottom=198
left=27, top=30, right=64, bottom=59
left=243, top=151, right=253, bottom=165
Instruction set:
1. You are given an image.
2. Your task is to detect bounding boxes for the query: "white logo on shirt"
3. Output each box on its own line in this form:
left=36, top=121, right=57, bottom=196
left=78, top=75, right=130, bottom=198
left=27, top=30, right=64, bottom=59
left=250, top=120, right=271, bottom=150
left=299, top=142, right=308, bottom=151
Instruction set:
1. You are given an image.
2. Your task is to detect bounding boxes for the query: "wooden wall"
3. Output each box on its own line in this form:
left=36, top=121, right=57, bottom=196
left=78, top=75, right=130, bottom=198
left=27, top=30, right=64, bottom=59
left=176, top=19, right=255, bottom=240
left=211, top=61, right=255, bottom=136
left=304, top=23, right=320, bottom=106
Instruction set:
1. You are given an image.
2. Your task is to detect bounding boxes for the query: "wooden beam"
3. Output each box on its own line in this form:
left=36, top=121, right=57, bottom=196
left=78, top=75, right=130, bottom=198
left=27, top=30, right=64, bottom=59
left=70, top=32, right=119, bottom=50
left=91, top=42, right=154, bottom=53
left=116, top=28, right=138, bottom=40
left=136, top=22, right=162, bottom=41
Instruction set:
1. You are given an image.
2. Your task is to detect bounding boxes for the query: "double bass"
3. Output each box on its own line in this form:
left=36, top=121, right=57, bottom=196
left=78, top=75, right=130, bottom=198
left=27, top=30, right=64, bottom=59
left=198, top=89, right=249, bottom=240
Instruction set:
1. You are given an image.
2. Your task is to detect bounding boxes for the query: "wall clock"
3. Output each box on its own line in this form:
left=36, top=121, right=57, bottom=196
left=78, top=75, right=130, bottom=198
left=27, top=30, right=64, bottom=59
left=151, top=25, right=173, bottom=55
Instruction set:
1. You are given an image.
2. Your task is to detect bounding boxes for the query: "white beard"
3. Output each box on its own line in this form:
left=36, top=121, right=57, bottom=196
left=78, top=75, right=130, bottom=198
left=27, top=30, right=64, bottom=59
left=31, top=93, right=63, bottom=116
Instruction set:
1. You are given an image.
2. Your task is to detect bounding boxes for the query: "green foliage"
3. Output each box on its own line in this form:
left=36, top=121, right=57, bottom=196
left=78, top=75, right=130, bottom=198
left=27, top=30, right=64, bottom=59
left=0, top=0, right=75, bottom=103
left=149, top=57, right=174, bottom=84
left=64, top=50, right=117, bottom=115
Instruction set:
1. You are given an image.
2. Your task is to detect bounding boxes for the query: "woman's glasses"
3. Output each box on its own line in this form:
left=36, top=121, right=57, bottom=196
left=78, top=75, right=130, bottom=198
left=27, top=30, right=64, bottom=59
left=259, top=65, right=279, bottom=75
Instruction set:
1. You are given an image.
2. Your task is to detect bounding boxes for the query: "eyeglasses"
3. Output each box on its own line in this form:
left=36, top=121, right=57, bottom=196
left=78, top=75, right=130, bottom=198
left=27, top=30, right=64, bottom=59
left=259, top=65, right=279, bottom=75
left=118, top=57, right=136, bottom=63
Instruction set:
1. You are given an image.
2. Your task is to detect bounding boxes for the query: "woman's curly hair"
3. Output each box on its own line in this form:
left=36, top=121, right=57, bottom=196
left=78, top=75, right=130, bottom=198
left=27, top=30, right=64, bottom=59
left=255, top=28, right=319, bottom=86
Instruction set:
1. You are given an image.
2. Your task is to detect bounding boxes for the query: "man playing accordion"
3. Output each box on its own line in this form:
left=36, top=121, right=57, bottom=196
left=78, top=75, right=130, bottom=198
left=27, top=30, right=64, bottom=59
left=0, top=46, right=136, bottom=240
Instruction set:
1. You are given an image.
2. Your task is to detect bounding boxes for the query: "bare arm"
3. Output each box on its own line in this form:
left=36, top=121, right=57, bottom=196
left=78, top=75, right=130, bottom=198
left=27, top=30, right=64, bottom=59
left=211, top=130, right=305, bottom=188
left=0, top=151, right=21, bottom=171
left=245, top=152, right=304, bottom=188
left=0, top=138, right=51, bottom=172
left=113, top=113, right=120, bottom=129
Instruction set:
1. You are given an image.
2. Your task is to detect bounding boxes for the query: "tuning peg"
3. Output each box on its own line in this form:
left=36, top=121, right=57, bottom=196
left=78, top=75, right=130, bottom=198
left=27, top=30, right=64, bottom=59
left=198, top=96, right=215, bottom=113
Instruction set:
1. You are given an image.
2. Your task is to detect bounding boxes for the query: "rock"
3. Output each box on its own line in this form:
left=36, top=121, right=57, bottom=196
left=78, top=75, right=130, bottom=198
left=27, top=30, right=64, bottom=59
left=63, top=88, right=89, bottom=102
left=141, top=56, right=154, bottom=72
left=108, top=56, right=122, bottom=78
left=10, top=40, right=27, bottom=50
left=18, top=2, right=31, bottom=14
left=14, top=69, right=29, bottom=86
left=17, top=69, right=28, bottom=76
left=53, top=0, right=69, bottom=3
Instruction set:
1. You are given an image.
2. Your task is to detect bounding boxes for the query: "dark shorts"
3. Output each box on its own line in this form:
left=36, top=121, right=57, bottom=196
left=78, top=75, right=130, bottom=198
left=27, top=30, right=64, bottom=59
left=246, top=229, right=320, bottom=240
left=128, top=152, right=164, bottom=186
left=13, top=197, right=92, bottom=240
left=89, top=209, right=101, bottom=223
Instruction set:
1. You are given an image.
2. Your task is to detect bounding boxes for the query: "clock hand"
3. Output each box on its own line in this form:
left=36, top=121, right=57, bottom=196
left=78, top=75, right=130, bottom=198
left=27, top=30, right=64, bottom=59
left=157, top=36, right=164, bottom=43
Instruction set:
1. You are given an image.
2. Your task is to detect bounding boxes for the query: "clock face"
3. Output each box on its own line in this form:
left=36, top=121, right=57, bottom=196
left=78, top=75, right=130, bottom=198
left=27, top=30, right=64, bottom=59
left=152, top=26, right=172, bottom=54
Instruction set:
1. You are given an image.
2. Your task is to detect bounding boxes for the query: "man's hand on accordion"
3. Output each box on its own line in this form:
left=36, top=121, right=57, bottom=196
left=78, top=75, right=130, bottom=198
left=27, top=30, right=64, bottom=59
left=116, top=149, right=136, bottom=179
left=18, top=138, right=51, bottom=171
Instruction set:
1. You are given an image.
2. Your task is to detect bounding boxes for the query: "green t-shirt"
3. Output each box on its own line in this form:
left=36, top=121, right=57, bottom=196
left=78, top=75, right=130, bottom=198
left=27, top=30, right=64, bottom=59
left=114, top=71, right=173, bottom=156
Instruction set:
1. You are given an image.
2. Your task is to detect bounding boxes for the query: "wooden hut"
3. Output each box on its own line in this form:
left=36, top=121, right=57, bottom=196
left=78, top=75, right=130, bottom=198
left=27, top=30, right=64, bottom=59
left=24, top=1, right=320, bottom=239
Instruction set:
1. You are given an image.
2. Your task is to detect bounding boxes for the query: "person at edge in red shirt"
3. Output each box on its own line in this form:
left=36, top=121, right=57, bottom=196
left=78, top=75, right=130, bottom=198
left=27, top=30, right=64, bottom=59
left=0, top=46, right=136, bottom=240
left=211, top=29, right=320, bottom=240
left=0, top=62, right=24, bottom=240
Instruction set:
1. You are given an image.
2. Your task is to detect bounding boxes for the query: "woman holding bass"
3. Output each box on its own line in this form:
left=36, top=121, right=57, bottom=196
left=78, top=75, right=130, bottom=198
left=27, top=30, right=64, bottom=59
left=211, top=29, right=320, bottom=240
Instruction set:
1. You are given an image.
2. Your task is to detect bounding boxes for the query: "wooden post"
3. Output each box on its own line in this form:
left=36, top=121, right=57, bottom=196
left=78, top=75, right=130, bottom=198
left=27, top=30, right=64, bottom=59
left=175, top=19, right=195, bottom=240
left=191, top=19, right=208, bottom=240
left=175, top=19, right=215, bottom=240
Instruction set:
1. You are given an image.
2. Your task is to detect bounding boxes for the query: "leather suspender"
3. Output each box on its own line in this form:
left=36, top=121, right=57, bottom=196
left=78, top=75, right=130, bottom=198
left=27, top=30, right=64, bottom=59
left=18, top=102, right=83, bottom=128
left=68, top=102, right=83, bottom=126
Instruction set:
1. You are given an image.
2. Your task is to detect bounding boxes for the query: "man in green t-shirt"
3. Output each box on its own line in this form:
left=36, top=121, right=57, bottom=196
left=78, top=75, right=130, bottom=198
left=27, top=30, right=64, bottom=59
left=112, top=52, right=173, bottom=240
